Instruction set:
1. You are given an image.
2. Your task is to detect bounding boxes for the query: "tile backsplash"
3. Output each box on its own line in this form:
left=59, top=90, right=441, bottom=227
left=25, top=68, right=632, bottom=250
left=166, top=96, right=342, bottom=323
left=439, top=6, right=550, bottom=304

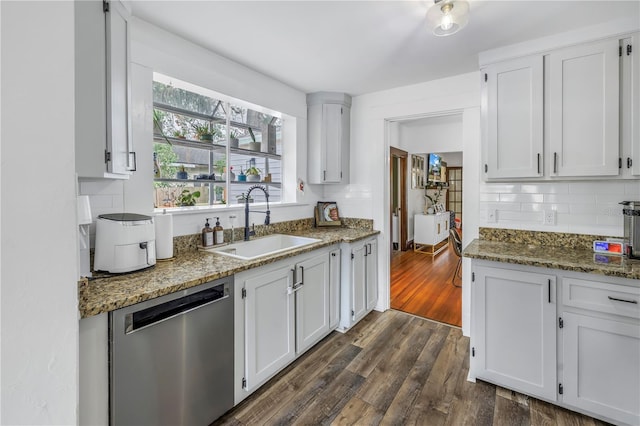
left=479, top=180, right=640, bottom=237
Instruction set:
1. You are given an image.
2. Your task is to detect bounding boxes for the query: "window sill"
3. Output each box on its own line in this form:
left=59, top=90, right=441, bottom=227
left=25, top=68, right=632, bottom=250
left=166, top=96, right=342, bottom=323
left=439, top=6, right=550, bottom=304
left=154, top=202, right=309, bottom=216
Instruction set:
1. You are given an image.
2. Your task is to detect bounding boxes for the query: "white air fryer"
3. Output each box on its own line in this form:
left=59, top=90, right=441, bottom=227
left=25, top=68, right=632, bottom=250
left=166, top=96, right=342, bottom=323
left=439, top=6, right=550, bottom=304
left=94, top=213, right=156, bottom=273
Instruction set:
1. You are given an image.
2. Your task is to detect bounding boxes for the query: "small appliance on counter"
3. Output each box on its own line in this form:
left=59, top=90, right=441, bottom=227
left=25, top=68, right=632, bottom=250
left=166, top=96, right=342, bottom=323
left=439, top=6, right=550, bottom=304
left=94, top=213, right=156, bottom=273
left=620, top=201, right=640, bottom=259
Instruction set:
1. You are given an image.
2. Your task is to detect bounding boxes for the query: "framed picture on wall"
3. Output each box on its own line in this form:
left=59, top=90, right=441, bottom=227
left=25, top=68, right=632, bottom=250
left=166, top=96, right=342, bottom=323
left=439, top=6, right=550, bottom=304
left=411, top=154, right=425, bottom=189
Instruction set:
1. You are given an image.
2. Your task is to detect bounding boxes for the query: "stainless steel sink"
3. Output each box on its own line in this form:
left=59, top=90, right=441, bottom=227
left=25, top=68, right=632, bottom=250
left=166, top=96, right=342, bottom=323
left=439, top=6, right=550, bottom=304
left=204, top=234, right=322, bottom=261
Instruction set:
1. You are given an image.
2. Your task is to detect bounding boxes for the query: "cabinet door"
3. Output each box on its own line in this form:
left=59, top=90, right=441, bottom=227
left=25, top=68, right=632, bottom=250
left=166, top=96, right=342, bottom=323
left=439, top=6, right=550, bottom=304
left=563, top=313, right=640, bottom=425
left=295, top=253, right=330, bottom=355
left=485, top=56, right=543, bottom=179
left=245, top=265, right=295, bottom=391
left=329, top=249, right=341, bottom=329
left=472, top=265, right=557, bottom=400
left=621, top=34, right=640, bottom=176
left=105, top=0, right=134, bottom=175
left=414, top=214, right=435, bottom=245
left=365, top=240, right=378, bottom=311
left=351, top=244, right=367, bottom=323
left=322, top=103, right=344, bottom=183
left=549, top=39, right=619, bottom=177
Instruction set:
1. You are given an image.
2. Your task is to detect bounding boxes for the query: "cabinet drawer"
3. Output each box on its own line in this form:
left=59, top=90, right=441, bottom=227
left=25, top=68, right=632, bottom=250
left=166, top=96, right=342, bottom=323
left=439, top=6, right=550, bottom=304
left=563, top=278, right=640, bottom=319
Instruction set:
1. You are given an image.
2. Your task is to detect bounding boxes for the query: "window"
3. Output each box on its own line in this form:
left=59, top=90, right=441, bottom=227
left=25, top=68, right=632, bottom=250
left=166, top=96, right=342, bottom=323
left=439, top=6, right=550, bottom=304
left=152, top=74, right=283, bottom=209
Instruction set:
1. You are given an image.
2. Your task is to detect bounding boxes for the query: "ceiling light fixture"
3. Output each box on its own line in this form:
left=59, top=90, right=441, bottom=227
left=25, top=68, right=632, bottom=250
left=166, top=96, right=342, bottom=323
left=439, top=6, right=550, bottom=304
left=426, top=0, right=470, bottom=37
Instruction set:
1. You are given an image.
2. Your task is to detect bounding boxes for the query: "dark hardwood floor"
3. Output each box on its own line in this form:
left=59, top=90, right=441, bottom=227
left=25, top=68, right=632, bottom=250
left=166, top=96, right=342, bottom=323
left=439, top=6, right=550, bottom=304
left=214, top=310, right=609, bottom=426
left=391, top=242, right=462, bottom=327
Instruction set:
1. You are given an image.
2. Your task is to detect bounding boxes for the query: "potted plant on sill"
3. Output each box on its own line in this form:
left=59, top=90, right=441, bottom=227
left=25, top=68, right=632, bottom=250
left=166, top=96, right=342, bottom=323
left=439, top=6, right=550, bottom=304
left=192, top=123, right=217, bottom=142
left=236, top=193, right=254, bottom=204
left=247, top=128, right=261, bottom=152
left=176, top=189, right=201, bottom=206
left=245, top=166, right=261, bottom=182
left=229, top=130, right=239, bottom=148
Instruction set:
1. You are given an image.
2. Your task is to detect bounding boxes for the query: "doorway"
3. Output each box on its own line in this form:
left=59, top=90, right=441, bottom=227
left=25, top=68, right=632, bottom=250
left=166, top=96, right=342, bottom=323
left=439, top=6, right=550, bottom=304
left=390, top=147, right=408, bottom=253
left=388, top=118, right=464, bottom=327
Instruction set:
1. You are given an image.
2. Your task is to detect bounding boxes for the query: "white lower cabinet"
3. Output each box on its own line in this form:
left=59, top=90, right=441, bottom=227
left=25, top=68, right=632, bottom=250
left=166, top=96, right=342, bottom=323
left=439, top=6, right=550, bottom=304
left=235, top=246, right=337, bottom=403
left=244, top=263, right=296, bottom=392
left=562, top=313, right=640, bottom=425
left=339, top=236, right=379, bottom=332
left=471, top=264, right=557, bottom=401
left=471, top=260, right=640, bottom=425
left=295, top=253, right=330, bottom=354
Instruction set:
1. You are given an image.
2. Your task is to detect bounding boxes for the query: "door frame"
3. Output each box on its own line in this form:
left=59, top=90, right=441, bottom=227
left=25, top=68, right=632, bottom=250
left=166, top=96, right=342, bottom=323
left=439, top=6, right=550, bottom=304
left=390, top=147, right=408, bottom=252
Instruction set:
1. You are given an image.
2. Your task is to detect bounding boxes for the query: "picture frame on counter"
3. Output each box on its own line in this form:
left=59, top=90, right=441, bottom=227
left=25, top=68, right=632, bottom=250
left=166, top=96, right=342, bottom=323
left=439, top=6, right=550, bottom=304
left=315, top=201, right=342, bottom=227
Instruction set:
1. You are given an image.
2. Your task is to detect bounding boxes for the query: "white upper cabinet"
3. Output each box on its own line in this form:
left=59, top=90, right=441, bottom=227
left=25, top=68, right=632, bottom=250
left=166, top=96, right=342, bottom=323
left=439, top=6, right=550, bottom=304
left=105, top=0, right=134, bottom=175
left=75, top=0, right=133, bottom=179
left=482, top=33, right=638, bottom=181
left=549, top=39, right=620, bottom=177
left=307, top=92, right=351, bottom=184
left=484, top=56, right=544, bottom=179
left=621, top=33, right=640, bottom=177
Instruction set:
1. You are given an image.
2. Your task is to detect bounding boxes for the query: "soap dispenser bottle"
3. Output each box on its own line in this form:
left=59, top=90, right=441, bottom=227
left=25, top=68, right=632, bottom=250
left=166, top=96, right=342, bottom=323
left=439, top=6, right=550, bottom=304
left=202, top=218, right=214, bottom=247
left=214, top=217, right=224, bottom=245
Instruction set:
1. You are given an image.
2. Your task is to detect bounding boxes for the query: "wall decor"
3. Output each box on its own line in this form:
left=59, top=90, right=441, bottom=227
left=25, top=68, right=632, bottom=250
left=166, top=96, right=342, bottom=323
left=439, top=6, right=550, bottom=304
left=411, top=154, right=425, bottom=189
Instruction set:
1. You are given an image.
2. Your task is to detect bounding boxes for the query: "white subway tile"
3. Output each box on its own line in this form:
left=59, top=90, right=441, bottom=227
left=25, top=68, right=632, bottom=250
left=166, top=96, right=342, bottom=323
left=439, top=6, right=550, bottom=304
left=521, top=203, right=570, bottom=214
left=480, top=184, right=521, bottom=193
left=596, top=194, right=633, bottom=204
left=520, top=183, right=569, bottom=194
left=497, top=210, right=542, bottom=222
left=544, top=194, right=596, bottom=204
left=568, top=181, right=626, bottom=194
left=484, top=202, right=521, bottom=211
left=557, top=212, right=598, bottom=226
left=597, top=215, right=623, bottom=226
left=499, top=193, right=544, bottom=203
left=88, top=195, right=115, bottom=210
left=80, top=179, right=124, bottom=196
left=479, top=193, right=500, bottom=202
left=624, top=181, right=640, bottom=196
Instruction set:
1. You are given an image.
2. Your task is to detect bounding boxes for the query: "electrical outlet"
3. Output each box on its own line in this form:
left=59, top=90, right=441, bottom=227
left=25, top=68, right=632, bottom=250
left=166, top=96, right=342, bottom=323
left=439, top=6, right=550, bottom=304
left=487, top=209, right=497, bottom=223
left=543, top=210, right=556, bottom=225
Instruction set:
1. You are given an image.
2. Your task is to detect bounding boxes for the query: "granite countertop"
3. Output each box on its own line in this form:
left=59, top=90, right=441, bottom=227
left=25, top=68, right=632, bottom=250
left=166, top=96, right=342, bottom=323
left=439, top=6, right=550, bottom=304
left=79, top=227, right=379, bottom=318
left=463, top=239, right=640, bottom=281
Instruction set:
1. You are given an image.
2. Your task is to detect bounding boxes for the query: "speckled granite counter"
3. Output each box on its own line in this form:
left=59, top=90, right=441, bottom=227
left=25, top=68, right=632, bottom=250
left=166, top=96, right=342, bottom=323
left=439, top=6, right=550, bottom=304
left=463, top=236, right=640, bottom=281
left=79, top=227, right=379, bottom=318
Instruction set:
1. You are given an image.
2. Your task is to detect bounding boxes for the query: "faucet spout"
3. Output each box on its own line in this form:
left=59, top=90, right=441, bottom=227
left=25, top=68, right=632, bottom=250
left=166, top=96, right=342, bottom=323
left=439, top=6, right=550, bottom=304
left=244, top=185, right=270, bottom=241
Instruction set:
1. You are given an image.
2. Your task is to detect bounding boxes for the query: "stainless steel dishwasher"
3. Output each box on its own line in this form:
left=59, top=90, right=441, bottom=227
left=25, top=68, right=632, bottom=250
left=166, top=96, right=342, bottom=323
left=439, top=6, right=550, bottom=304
left=110, top=277, right=233, bottom=425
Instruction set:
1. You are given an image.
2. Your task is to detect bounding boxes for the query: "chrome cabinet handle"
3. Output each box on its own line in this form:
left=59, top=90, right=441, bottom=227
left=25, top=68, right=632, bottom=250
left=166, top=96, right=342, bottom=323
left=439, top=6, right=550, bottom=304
left=608, top=296, right=638, bottom=304
left=553, top=152, right=558, bottom=174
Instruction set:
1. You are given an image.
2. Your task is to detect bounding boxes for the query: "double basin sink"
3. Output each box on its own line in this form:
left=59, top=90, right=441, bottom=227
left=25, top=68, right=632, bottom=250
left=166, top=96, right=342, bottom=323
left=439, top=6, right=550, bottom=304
left=204, top=234, right=321, bottom=261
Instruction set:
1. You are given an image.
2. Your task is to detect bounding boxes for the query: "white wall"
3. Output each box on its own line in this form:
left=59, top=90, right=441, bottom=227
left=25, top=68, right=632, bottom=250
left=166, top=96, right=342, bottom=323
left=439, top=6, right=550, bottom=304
left=1, top=2, right=79, bottom=424
left=80, top=16, right=322, bottom=239
left=324, top=71, right=481, bottom=336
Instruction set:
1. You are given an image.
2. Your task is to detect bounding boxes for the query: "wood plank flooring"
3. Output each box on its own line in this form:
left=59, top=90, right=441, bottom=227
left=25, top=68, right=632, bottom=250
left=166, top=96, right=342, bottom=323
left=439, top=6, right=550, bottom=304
left=391, top=243, right=462, bottom=327
left=214, top=310, right=610, bottom=426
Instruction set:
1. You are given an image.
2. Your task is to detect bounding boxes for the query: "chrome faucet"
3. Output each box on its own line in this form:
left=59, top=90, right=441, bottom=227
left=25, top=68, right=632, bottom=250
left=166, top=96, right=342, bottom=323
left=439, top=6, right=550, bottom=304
left=244, top=185, right=270, bottom=241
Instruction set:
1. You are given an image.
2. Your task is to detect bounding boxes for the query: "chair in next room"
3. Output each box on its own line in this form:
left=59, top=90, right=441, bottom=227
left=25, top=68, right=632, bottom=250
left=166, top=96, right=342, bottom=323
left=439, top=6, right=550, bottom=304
left=449, top=228, right=462, bottom=288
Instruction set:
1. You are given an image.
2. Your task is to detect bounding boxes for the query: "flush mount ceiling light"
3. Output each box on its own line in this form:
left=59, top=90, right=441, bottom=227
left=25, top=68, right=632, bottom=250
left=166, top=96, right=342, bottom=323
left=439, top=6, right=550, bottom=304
left=426, top=0, right=470, bottom=37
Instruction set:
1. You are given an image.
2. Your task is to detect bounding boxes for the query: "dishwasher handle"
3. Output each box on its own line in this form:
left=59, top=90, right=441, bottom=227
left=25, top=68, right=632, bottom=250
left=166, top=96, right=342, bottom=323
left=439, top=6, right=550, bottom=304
left=125, top=283, right=228, bottom=334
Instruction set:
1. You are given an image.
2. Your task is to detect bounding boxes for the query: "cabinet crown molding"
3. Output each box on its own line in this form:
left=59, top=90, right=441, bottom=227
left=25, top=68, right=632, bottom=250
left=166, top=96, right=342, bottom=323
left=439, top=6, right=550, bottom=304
left=306, top=92, right=352, bottom=107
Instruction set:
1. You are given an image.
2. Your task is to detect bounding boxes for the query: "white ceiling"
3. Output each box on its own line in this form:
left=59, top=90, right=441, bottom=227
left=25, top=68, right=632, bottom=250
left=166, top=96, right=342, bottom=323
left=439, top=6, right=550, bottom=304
left=129, top=1, right=639, bottom=96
